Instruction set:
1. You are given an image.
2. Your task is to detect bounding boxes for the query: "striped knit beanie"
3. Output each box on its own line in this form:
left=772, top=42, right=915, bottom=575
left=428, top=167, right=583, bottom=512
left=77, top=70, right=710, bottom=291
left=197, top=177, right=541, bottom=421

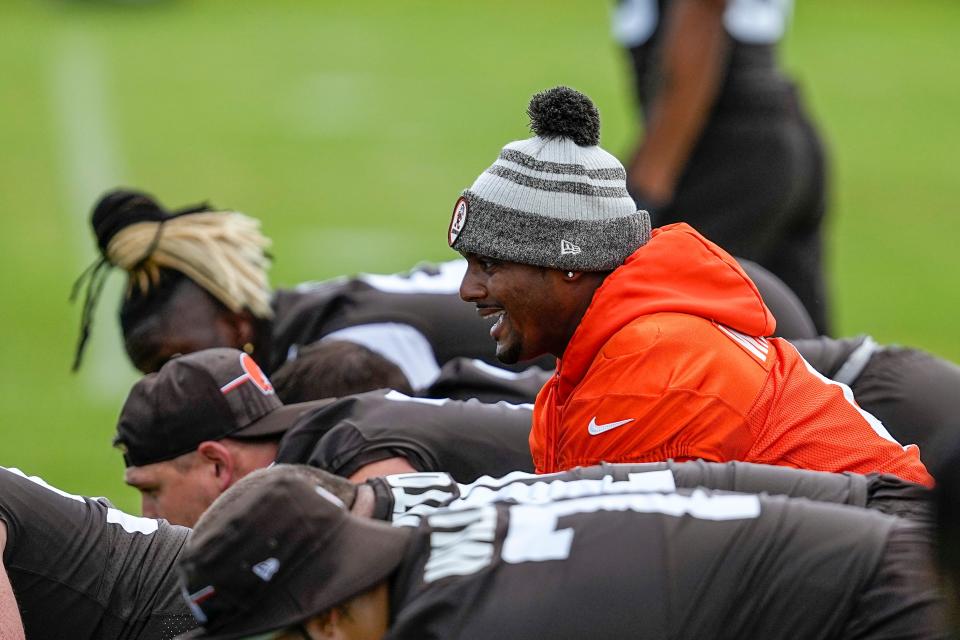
left=448, top=86, right=651, bottom=271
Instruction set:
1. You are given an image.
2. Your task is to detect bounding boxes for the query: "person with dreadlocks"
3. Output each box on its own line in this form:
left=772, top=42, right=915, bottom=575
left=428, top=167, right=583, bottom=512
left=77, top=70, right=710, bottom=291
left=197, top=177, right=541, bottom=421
left=71, top=189, right=554, bottom=385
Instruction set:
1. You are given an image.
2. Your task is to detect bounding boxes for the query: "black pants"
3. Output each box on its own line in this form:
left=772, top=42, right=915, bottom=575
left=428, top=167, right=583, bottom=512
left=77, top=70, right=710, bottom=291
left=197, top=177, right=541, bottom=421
left=840, top=522, right=947, bottom=639
left=652, top=109, right=831, bottom=334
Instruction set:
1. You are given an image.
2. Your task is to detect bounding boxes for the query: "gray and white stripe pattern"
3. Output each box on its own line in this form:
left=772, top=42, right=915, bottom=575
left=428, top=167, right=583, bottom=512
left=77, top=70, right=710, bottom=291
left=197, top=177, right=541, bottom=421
left=450, top=135, right=650, bottom=271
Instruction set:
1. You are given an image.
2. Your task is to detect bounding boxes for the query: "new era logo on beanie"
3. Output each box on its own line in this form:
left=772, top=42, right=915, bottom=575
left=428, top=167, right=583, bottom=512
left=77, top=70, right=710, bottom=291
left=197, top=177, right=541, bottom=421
left=560, top=239, right=582, bottom=256
left=448, top=86, right=650, bottom=271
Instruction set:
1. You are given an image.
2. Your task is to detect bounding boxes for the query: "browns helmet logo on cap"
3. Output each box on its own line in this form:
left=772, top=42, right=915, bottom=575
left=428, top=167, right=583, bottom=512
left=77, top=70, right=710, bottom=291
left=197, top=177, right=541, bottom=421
left=448, top=196, right=469, bottom=246
left=220, top=353, right=275, bottom=396
left=183, top=584, right=216, bottom=624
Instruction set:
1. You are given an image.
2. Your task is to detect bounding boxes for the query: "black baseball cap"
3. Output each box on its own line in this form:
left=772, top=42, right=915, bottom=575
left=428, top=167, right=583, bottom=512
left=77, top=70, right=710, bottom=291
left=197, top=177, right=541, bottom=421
left=176, top=465, right=412, bottom=639
left=114, top=348, right=331, bottom=467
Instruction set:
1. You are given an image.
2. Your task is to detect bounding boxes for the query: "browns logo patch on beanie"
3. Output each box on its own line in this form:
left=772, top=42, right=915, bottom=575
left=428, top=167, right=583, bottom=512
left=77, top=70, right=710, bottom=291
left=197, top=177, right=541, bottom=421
left=448, top=86, right=650, bottom=271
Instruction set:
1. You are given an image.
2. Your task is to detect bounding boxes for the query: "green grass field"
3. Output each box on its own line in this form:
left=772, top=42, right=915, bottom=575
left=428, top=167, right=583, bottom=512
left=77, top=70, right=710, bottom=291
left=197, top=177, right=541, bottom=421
left=0, top=0, right=957, bottom=513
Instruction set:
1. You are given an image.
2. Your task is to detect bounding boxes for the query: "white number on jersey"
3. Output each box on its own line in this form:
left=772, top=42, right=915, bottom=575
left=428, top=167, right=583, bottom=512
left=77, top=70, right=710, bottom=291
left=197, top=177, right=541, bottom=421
left=422, top=489, right=760, bottom=581
left=502, top=490, right=761, bottom=564
left=391, top=469, right=678, bottom=528
left=423, top=507, right=498, bottom=583
left=454, top=470, right=677, bottom=510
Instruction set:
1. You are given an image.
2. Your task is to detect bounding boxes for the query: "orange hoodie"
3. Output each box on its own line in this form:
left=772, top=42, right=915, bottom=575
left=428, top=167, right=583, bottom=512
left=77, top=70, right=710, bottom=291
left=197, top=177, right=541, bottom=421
left=531, top=224, right=932, bottom=486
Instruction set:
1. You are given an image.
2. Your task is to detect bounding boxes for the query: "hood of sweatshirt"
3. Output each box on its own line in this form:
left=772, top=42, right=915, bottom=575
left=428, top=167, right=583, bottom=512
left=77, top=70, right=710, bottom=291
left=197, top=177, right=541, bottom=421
left=555, top=223, right=776, bottom=401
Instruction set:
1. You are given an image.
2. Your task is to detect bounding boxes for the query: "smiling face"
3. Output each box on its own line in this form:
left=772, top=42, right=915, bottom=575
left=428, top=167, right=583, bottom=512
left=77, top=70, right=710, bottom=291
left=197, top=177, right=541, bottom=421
left=459, top=254, right=579, bottom=364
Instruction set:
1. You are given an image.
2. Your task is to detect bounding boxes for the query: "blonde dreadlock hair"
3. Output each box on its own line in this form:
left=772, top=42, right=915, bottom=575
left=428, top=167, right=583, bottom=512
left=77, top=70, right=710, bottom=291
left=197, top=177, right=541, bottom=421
left=71, top=189, right=273, bottom=370
left=107, top=213, right=273, bottom=318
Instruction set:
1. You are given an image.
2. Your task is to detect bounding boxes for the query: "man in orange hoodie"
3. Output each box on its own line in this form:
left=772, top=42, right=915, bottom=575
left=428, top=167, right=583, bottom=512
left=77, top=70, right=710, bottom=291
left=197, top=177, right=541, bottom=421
left=449, top=86, right=931, bottom=486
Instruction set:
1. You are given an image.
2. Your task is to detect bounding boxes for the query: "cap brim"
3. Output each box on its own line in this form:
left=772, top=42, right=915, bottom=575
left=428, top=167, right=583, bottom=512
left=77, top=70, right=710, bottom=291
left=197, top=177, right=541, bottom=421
left=231, top=398, right=335, bottom=439
left=176, top=516, right=413, bottom=640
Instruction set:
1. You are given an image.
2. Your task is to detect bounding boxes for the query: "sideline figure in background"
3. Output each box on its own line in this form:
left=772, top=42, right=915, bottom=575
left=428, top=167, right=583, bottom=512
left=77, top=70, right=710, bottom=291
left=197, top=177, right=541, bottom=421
left=614, top=0, right=831, bottom=333
left=451, top=86, right=930, bottom=485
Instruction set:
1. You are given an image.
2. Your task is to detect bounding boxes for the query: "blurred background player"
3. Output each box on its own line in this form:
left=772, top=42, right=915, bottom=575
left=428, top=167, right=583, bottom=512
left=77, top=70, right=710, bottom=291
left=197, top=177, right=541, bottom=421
left=614, top=0, right=832, bottom=333
left=71, top=189, right=551, bottom=388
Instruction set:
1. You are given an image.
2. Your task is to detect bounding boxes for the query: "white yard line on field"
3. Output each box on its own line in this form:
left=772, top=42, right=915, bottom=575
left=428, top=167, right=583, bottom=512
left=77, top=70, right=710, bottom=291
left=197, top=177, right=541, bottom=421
left=51, top=28, right=137, bottom=402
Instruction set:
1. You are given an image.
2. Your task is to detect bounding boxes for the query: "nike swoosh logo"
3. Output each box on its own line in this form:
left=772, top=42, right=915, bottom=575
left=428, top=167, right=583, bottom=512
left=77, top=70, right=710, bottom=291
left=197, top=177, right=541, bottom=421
left=588, top=417, right=635, bottom=436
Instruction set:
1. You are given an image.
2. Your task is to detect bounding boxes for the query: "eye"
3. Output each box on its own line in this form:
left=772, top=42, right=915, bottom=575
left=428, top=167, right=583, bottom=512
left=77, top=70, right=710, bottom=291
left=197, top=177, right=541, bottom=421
left=478, top=257, right=501, bottom=272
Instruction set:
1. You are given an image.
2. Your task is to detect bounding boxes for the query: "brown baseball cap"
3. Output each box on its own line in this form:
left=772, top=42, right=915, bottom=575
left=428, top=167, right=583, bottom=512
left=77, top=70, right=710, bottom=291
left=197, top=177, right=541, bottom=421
left=114, top=348, right=331, bottom=467
left=176, top=466, right=413, bottom=639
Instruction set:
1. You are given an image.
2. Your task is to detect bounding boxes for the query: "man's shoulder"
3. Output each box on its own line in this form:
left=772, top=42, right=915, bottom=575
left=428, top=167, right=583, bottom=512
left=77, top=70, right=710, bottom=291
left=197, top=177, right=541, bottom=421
left=593, top=313, right=773, bottom=377
left=601, top=312, right=734, bottom=353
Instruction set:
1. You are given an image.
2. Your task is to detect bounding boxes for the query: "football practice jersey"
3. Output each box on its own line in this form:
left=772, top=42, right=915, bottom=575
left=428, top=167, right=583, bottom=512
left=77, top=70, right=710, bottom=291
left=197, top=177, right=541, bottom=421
left=275, top=389, right=534, bottom=481
left=792, top=335, right=875, bottom=384
left=0, top=467, right=195, bottom=639
left=419, top=357, right=551, bottom=404
left=385, top=490, right=941, bottom=639
left=269, top=260, right=554, bottom=386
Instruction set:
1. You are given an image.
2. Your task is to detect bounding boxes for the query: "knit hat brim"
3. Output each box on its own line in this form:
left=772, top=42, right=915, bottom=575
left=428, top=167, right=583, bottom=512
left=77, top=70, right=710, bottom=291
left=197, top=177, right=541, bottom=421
left=449, top=191, right=651, bottom=271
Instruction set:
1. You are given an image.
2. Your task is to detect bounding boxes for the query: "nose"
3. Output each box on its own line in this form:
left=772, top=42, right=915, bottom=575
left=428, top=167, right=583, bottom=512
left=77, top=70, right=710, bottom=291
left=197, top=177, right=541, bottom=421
left=459, top=261, right=486, bottom=303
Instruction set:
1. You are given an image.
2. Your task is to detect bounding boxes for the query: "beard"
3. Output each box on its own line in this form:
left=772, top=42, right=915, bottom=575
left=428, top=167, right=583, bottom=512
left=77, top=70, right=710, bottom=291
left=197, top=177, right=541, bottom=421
left=495, top=337, right=523, bottom=365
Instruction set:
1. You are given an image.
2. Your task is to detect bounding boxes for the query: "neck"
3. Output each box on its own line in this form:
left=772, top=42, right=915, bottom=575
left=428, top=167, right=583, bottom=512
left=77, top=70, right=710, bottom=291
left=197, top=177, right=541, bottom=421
left=251, top=319, right=274, bottom=371
left=552, top=273, right=607, bottom=359
left=232, top=441, right=279, bottom=481
left=351, top=484, right=376, bottom=519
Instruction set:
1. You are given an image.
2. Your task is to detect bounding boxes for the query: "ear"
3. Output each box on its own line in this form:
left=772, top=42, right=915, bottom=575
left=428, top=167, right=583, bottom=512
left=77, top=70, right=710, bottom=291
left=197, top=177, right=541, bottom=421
left=546, top=269, right=581, bottom=289
left=225, top=311, right=256, bottom=348
left=195, top=441, right=236, bottom=492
